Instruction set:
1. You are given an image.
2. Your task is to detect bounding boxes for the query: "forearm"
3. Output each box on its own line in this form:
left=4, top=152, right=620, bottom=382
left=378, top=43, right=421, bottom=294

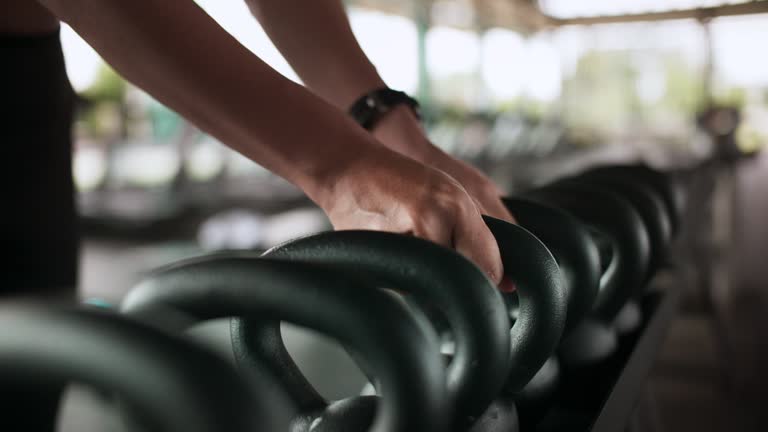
left=39, top=0, right=382, bottom=202
left=245, top=0, right=385, bottom=109
left=241, top=2, right=512, bottom=221
left=246, top=0, right=433, bottom=160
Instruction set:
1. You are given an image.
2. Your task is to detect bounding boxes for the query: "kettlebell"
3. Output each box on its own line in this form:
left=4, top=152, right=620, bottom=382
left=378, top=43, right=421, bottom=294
left=585, top=164, right=685, bottom=236
left=502, top=198, right=601, bottom=331
left=520, top=180, right=653, bottom=423
left=121, top=257, right=448, bottom=432
left=261, top=215, right=567, bottom=431
left=0, top=305, right=273, bottom=432
left=501, top=197, right=602, bottom=426
left=576, top=170, right=673, bottom=277
left=526, top=180, right=651, bottom=320
left=584, top=221, right=644, bottom=336
left=572, top=170, right=677, bottom=335
left=524, top=181, right=650, bottom=367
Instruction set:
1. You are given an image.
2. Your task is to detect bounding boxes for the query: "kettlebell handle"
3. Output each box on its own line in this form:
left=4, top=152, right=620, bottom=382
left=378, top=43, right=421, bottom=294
left=586, top=164, right=684, bottom=235
left=121, top=256, right=448, bottom=432
left=481, top=216, right=567, bottom=393
left=578, top=174, right=673, bottom=278
left=502, top=198, right=601, bottom=332
left=262, top=228, right=510, bottom=428
left=524, top=183, right=650, bottom=321
left=265, top=216, right=567, bottom=400
left=0, top=306, right=266, bottom=432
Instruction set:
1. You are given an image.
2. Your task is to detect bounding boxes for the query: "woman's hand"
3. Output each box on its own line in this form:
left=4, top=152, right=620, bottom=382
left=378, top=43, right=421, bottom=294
left=424, top=147, right=516, bottom=224
left=370, top=105, right=516, bottom=225
left=313, top=146, right=504, bottom=284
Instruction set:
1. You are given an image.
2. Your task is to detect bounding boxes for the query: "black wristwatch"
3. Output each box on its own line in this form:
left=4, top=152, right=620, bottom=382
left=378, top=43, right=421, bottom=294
left=348, top=87, right=420, bottom=130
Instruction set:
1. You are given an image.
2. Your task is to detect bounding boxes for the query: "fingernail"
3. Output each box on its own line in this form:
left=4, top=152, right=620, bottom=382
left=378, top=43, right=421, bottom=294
left=498, top=276, right=517, bottom=293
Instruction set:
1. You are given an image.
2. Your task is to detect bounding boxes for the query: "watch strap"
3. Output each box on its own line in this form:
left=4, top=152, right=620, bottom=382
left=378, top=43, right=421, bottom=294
left=348, top=88, right=420, bottom=130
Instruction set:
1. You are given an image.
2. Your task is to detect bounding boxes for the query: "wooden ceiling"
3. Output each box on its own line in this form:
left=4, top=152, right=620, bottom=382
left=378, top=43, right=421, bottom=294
left=351, top=0, right=548, bottom=32
left=351, top=0, right=768, bottom=32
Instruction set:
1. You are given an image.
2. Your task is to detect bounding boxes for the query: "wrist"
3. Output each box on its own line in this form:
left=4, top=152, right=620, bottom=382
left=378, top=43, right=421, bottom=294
left=369, top=104, right=435, bottom=163
left=319, top=76, right=387, bottom=111
left=348, top=88, right=420, bottom=131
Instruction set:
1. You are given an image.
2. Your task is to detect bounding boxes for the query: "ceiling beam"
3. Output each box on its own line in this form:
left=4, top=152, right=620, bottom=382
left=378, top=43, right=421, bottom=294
left=546, top=1, right=768, bottom=26
left=348, top=1, right=768, bottom=32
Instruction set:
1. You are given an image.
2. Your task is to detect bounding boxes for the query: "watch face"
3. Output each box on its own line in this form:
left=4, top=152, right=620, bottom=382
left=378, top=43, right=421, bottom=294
left=350, top=89, right=419, bottom=129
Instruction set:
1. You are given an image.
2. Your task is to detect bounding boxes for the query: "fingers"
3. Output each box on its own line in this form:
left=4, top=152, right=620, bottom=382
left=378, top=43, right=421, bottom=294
left=452, top=204, right=504, bottom=285
left=427, top=150, right=517, bottom=225
left=498, top=277, right=516, bottom=293
left=412, top=209, right=454, bottom=251
left=318, top=151, right=506, bottom=285
left=476, top=194, right=517, bottom=225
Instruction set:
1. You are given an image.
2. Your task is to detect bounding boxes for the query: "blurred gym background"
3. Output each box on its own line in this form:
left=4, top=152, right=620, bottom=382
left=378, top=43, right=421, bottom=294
left=53, top=1, right=766, bottom=431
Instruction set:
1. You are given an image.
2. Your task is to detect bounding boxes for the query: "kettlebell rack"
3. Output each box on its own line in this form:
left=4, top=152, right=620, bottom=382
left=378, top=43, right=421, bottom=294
left=539, top=284, right=681, bottom=432
left=593, top=287, right=680, bottom=432
left=3, top=160, right=732, bottom=432
left=536, top=160, right=725, bottom=432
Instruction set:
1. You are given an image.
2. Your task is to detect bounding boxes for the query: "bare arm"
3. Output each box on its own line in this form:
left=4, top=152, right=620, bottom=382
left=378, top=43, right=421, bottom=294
left=40, top=0, right=375, bottom=202
left=37, top=0, right=505, bottom=282
left=2, top=0, right=58, bottom=33
left=245, top=0, right=383, bottom=110
left=245, top=0, right=516, bottom=223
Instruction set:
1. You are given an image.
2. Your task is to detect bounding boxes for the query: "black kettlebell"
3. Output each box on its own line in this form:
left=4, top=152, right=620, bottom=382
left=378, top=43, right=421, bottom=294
left=571, top=170, right=677, bottom=335
left=524, top=181, right=650, bottom=367
left=501, top=198, right=602, bottom=426
left=576, top=170, right=673, bottom=277
left=260, top=215, right=567, bottom=431
left=502, top=198, right=601, bottom=331
left=121, top=257, right=449, bottom=432
left=589, top=223, right=645, bottom=336
left=586, top=164, right=685, bottom=236
left=0, top=305, right=274, bottom=432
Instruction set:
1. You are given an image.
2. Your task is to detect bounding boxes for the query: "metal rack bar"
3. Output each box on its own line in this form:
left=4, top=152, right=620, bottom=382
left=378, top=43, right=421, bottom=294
left=536, top=283, right=681, bottom=432
left=588, top=286, right=681, bottom=432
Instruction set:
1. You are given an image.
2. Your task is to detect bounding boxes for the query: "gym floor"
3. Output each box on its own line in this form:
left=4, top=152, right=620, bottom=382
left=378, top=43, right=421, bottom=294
left=59, top=152, right=768, bottom=432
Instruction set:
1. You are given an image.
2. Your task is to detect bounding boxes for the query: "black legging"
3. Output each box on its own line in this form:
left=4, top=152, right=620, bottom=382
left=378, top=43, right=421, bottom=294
left=0, top=29, right=78, bottom=431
